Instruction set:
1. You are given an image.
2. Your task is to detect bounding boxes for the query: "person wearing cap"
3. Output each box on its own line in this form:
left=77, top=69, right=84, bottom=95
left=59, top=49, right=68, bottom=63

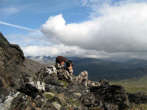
left=55, top=56, right=67, bottom=69
left=55, top=56, right=71, bottom=81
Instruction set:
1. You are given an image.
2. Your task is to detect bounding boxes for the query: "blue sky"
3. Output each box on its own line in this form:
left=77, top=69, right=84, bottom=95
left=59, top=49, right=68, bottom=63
left=0, top=0, right=134, bottom=35
left=0, top=0, right=91, bottom=34
left=0, top=0, right=92, bottom=50
left=1, top=0, right=147, bottom=59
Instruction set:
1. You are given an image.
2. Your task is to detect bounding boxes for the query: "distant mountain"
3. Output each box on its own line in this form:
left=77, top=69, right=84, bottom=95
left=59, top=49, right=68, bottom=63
left=27, top=56, right=55, bottom=64
left=27, top=56, right=147, bottom=81
left=73, top=58, right=147, bottom=81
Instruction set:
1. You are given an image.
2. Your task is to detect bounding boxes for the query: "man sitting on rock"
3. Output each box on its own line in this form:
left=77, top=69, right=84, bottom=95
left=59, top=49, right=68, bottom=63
left=34, top=56, right=68, bottom=91
left=35, top=56, right=100, bottom=91
left=64, top=60, right=100, bottom=87
left=55, top=56, right=70, bottom=80
left=51, top=57, right=88, bottom=86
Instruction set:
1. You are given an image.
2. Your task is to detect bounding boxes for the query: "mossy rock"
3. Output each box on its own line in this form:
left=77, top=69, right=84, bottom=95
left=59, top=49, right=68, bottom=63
left=58, top=80, right=68, bottom=88
left=43, top=92, right=55, bottom=100
left=52, top=101, right=61, bottom=110
left=66, top=97, right=81, bottom=107
left=56, top=93, right=66, bottom=105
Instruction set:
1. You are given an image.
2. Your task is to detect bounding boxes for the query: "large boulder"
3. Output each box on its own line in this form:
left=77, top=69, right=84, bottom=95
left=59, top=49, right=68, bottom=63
left=0, top=32, right=24, bottom=89
left=0, top=32, right=43, bottom=99
left=90, top=84, right=129, bottom=110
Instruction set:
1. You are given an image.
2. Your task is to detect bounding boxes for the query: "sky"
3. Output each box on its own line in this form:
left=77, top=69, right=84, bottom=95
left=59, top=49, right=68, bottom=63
left=1, top=0, right=147, bottom=59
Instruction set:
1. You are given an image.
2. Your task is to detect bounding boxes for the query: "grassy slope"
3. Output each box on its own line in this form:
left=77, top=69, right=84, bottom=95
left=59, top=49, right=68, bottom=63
left=111, top=76, right=147, bottom=110
left=111, top=76, right=147, bottom=94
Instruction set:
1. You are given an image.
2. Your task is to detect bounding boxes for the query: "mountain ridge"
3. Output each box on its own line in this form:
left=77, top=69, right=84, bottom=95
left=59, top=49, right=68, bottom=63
left=1, top=32, right=147, bottom=110
left=27, top=56, right=147, bottom=81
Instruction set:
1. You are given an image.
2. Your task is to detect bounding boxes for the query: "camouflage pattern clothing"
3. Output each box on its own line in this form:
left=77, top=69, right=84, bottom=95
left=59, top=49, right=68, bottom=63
left=54, top=63, right=89, bottom=86
left=75, top=71, right=100, bottom=87
left=75, top=71, right=88, bottom=86
left=35, top=65, right=58, bottom=82
left=55, top=63, right=73, bottom=82
left=55, top=64, right=100, bottom=87
left=87, top=80, right=101, bottom=87
left=34, top=63, right=71, bottom=90
left=33, top=65, right=58, bottom=91
left=34, top=63, right=100, bottom=91
left=69, top=70, right=100, bottom=87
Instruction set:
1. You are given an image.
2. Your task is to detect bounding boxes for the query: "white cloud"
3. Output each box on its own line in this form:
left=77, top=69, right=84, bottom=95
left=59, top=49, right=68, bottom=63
left=22, top=44, right=147, bottom=60
left=6, top=31, right=46, bottom=47
left=22, top=44, right=103, bottom=58
left=7, top=31, right=112, bottom=58
left=41, top=3, right=147, bottom=54
left=5, top=0, right=147, bottom=59
left=81, top=0, right=147, bottom=18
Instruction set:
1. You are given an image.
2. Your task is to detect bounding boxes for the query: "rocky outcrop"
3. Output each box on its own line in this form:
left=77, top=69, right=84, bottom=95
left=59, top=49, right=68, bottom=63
left=128, top=92, right=147, bottom=104
left=90, top=84, right=129, bottom=110
left=0, top=32, right=43, bottom=101
left=7, top=66, right=130, bottom=110
left=0, top=32, right=147, bottom=110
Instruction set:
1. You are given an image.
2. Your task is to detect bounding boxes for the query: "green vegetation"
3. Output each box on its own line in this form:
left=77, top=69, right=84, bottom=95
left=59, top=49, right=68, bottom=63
left=66, top=97, right=80, bottom=107
left=112, top=76, right=147, bottom=110
left=111, top=76, right=147, bottom=94
left=129, top=104, right=147, bottom=110
left=43, top=92, right=55, bottom=100
left=58, top=80, right=69, bottom=88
